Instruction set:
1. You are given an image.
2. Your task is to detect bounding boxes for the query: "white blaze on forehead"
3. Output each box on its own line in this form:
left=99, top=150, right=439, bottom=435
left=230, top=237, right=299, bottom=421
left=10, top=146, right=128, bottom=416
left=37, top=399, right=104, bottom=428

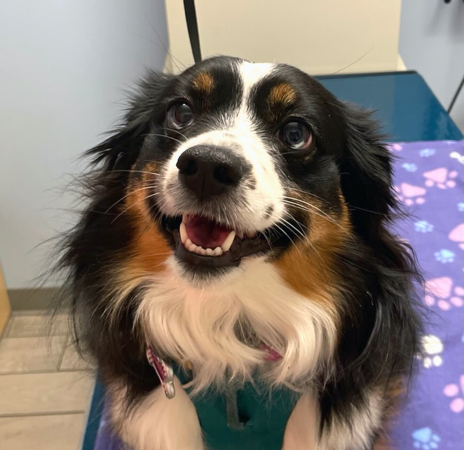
left=238, top=61, right=276, bottom=103
left=228, top=61, right=276, bottom=134
left=160, top=60, right=285, bottom=233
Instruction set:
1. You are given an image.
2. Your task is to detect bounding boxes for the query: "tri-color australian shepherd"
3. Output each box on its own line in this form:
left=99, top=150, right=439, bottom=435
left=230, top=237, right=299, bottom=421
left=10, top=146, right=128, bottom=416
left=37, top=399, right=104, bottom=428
left=59, top=56, right=421, bottom=449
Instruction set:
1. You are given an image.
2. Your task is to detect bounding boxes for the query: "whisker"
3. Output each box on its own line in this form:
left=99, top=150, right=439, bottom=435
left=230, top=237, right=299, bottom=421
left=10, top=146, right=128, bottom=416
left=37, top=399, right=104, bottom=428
left=143, top=132, right=184, bottom=145
left=282, top=198, right=341, bottom=228
left=283, top=188, right=330, bottom=205
left=278, top=218, right=307, bottom=241
left=110, top=170, right=162, bottom=177
left=105, top=185, right=157, bottom=214
left=165, top=128, right=189, bottom=140
left=111, top=191, right=159, bottom=224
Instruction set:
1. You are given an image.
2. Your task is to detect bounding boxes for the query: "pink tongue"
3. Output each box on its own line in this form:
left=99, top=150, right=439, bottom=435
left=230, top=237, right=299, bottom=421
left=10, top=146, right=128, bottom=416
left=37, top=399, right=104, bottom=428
left=185, top=215, right=232, bottom=249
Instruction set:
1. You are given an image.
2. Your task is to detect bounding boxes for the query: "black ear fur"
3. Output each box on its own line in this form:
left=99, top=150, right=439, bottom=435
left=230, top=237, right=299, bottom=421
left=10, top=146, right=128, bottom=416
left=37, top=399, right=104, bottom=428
left=317, top=103, right=422, bottom=434
left=86, top=71, right=174, bottom=172
left=55, top=70, right=175, bottom=405
left=339, top=106, right=396, bottom=240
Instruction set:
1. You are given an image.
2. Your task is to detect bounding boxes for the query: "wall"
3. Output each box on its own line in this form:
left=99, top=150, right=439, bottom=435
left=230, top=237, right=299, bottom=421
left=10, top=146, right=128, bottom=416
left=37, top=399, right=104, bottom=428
left=399, top=0, right=464, bottom=132
left=165, top=0, right=403, bottom=75
left=0, top=0, right=168, bottom=288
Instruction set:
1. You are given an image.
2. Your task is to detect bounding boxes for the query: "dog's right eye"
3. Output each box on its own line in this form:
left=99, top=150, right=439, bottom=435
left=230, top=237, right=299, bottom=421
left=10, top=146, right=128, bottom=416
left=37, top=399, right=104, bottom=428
left=167, top=102, right=194, bottom=129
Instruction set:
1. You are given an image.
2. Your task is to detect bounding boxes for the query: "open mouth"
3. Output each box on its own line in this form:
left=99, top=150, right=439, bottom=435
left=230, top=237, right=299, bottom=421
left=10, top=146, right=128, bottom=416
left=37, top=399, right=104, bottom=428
left=163, top=214, right=272, bottom=268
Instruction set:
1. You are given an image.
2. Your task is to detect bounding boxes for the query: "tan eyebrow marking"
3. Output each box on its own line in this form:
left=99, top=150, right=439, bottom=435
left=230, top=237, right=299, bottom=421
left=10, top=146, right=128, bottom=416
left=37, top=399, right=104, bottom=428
left=192, top=72, right=214, bottom=94
left=268, top=83, right=297, bottom=106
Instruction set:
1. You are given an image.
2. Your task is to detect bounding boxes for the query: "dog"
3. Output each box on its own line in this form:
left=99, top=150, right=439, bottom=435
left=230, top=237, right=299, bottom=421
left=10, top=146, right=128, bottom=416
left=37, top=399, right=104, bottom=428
left=59, top=56, right=421, bottom=449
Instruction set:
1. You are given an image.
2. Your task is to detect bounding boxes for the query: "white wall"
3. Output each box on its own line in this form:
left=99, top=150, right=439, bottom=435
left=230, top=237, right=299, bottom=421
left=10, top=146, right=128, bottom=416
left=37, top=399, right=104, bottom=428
left=165, top=0, right=403, bottom=75
left=0, top=1, right=168, bottom=288
left=399, top=0, right=464, bottom=132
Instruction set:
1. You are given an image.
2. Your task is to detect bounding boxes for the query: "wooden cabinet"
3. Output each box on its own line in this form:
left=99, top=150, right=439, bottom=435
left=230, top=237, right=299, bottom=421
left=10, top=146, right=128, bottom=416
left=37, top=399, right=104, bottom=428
left=0, top=264, right=11, bottom=335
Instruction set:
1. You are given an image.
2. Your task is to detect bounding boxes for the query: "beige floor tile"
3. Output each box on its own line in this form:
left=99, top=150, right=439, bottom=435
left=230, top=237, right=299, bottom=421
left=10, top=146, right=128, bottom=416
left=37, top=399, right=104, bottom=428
left=0, top=372, right=94, bottom=415
left=0, top=336, right=67, bottom=374
left=0, top=413, right=85, bottom=450
left=7, top=314, right=69, bottom=338
left=60, top=343, right=94, bottom=371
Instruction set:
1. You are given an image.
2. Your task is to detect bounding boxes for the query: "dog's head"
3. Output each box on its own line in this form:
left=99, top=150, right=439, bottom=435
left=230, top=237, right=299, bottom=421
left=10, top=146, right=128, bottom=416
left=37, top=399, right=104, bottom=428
left=64, top=56, right=418, bottom=396
left=83, top=56, right=394, bottom=285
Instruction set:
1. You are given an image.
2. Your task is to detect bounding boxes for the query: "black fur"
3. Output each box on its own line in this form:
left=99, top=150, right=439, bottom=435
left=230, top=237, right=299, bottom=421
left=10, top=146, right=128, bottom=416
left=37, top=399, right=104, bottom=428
left=56, top=56, right=421, bottom=448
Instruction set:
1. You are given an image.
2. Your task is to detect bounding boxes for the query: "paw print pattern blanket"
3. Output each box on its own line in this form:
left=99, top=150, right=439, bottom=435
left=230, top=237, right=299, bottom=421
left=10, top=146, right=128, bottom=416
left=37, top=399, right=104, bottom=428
left=93, top=140, right=464, bottom=450
left=391, top=140, right=463, bottom=450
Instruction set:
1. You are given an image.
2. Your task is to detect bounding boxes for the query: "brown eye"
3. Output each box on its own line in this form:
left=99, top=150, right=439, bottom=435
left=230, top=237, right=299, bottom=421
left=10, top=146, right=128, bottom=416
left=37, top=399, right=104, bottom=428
left=167, top=102, right=194, bottom=128
left=279, top=121, right=312, bottom=151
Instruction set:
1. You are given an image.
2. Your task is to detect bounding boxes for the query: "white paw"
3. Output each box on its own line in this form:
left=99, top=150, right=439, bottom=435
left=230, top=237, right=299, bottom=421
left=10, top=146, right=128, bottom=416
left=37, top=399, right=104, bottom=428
left=419, top=335, right=444, bottom=369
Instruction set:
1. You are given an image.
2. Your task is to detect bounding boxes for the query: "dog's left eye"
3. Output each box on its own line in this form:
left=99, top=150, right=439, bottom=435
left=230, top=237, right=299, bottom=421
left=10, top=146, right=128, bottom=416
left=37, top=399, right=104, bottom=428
left=278, top=121, right=313, bottom=151
left=167, top=102, right=194, bottom=128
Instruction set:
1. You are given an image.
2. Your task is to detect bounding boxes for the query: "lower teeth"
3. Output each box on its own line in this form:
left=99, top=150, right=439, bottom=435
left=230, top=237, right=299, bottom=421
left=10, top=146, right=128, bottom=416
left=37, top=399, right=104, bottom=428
left=183, top=237, right=224, bottom=257
left=178, top=218, right=257, bottom=258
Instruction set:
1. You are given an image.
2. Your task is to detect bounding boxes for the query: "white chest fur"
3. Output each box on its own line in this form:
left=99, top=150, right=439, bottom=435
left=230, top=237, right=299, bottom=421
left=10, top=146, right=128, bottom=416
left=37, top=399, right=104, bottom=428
left=136, top=256, right=337, bottom=393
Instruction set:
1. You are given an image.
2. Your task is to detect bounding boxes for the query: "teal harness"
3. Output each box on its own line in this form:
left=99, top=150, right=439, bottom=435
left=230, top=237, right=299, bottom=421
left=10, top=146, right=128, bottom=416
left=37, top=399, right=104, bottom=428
left=146, top=346, right=299, bottom=450
left=178, top=370, right=298, bottom=450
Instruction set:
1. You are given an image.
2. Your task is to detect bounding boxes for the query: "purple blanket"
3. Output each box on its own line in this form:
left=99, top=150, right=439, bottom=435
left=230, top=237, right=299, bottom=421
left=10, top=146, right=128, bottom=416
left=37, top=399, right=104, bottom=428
left=390, top=140, right=463, bottom=450
left=93, top=140, right=464, bottom=450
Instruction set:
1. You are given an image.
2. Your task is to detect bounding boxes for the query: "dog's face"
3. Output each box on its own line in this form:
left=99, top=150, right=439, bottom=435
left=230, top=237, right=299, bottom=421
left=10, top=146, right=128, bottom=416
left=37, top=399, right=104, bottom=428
left=124, top=57, right=354, bottom=285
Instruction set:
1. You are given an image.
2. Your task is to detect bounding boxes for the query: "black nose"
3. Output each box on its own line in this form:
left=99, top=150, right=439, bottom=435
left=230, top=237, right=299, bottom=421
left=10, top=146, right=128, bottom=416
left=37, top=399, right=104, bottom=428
left=176, top=145, right=249, bottom=201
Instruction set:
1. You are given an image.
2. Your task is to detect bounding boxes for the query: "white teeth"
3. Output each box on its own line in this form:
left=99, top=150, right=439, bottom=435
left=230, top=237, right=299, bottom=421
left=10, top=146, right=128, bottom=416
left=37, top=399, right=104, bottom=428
left=185, top=238, right=195, bottom=252
left=183, top=234, right=225, bottom=257
left=246, top=231, right=257, bottom=239
left=179, top=215, right=239, bottom=257
left=179, top=222, right=187, bottom=244
left=221, top=231, right=236, bottom=252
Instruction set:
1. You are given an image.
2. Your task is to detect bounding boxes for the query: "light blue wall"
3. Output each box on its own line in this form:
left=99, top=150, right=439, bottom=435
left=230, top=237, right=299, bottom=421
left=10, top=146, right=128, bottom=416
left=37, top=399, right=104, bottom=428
left=399, top=0, right=464, bottom=132
left=0, top=0, right=168, bottom=288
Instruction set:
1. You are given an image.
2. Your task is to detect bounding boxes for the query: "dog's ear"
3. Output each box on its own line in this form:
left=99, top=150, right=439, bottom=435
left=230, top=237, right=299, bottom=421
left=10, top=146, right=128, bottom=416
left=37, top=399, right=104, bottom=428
left=86, top=71, right=174, bottom=171
left=339, top=105, right=397, bottom=244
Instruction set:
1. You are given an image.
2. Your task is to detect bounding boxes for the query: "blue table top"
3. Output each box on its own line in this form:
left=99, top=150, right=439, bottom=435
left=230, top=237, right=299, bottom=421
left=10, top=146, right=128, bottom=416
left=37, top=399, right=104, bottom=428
left=316, top=71, right=463, bottom=142
left=82, top=70, right=463, bottom=450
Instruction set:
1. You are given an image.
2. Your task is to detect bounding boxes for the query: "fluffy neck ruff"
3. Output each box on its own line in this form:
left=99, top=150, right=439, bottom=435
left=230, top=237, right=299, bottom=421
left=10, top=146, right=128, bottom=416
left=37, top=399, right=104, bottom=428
left=134, top=257, right=338, bottom=394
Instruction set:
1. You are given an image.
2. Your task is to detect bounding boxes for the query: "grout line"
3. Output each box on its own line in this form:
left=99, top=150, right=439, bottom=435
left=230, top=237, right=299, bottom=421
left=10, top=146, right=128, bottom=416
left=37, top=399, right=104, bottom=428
left=6, top=333, right=69, bottom=339
left=2, top=317, right=14, bottom=339
left=0, top=370, right=60, bottom=376
left=0, top=335, right=69, bottom=340
left=0, top=411, right=85, bottom=419
left=0, top=368, right=95, bottom=376
left=11, top=311, right=49, bottom=317
left=56, top=367, right=95, bottom=373
left=56, top=335, right=69, bottom=371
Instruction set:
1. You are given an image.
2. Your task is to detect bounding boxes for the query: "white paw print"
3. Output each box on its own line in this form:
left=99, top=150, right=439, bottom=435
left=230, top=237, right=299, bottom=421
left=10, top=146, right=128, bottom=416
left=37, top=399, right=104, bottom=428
left=420, top=335, right=443, bottom=368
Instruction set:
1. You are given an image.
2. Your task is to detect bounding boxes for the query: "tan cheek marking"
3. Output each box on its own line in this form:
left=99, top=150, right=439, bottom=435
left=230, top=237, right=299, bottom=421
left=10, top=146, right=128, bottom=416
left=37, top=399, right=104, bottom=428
left=269, top=83, right=297, bottom=107
left=192, top=72, right=214, bottom=95
left=121, top=164, right=172, bottom=276
left=273, top=191, right=352, bottom=315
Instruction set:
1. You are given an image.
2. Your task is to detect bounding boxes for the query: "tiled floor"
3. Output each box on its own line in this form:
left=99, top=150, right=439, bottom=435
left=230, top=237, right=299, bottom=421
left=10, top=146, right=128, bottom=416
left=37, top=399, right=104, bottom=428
left=0, top=311, right=95, bottom=450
